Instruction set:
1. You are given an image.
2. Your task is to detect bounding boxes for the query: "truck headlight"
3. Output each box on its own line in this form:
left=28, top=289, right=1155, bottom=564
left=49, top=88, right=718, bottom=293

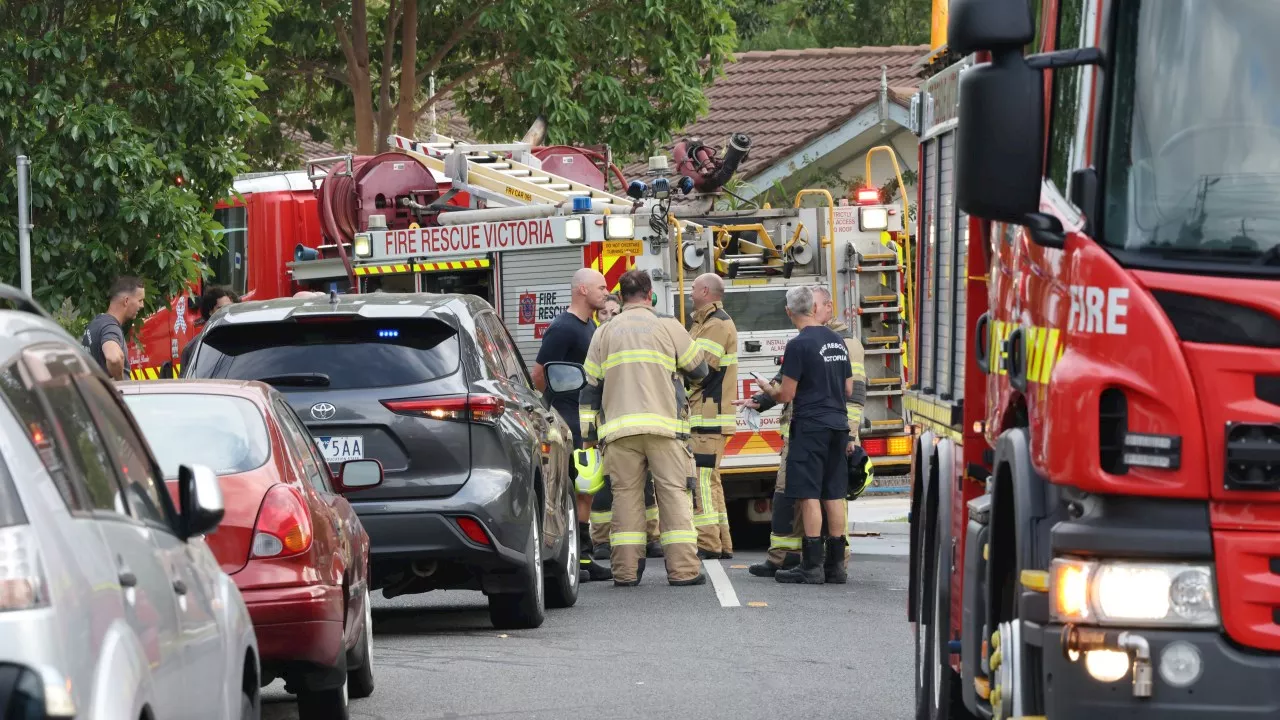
left=605, top=215, right=634, bottom=239
left=353, top=233, right=373, bottom=258
left=1051, top=558, right=1218, bottom=627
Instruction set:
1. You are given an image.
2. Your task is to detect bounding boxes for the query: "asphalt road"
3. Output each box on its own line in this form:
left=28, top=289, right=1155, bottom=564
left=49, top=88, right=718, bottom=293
left=261, top=540, right=913, bottom=720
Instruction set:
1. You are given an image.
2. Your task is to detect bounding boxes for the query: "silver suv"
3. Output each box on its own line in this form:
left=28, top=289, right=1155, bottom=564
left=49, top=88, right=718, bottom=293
left=0, top=286, right=260, bottom=720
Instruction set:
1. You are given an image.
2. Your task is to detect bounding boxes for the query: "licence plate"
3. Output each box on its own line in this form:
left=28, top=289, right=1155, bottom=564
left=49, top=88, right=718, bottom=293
left=315, top=436, right=364, bottom=464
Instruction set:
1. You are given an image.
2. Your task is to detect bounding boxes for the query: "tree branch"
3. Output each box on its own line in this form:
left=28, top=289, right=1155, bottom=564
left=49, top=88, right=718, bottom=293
left=375, top=0, right=401, bottom=138
left=334, top=17, right=359, bottom=88
left=414, top=4, right=496, bottom=85
left=413, top=53, right=514, bottom=121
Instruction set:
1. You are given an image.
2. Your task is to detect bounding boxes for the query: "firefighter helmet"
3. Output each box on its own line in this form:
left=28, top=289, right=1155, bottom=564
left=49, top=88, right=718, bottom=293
left=573, top=448, right=605, bottom=495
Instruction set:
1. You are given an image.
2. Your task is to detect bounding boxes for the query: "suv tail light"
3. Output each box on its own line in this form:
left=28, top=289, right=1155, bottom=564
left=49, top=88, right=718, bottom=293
left=0, top=526, right=48, bottom=612
left=250, top=485, right=313, bottom=559
left=382, top=394, right=505, bottom=424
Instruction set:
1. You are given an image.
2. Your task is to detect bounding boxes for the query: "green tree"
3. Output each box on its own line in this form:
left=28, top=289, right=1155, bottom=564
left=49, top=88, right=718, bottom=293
left=248, top=0, right=736, bottom=162
left=733, top=0, right=931, bottom=52
left=0, top=0, right=277, bottom=327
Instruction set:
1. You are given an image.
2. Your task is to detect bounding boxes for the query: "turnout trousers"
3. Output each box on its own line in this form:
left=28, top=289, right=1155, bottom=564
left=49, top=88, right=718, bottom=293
left=590, top=475, right=660, bottom=547
left=604, top=434, right=701, bottom=583
left=690, top=432, right=732, bottom=555
left=766, top=434, right=851, bottom=567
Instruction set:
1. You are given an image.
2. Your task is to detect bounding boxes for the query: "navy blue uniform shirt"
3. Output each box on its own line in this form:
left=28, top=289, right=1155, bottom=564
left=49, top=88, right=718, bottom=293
left=781, top=325, right=852, bottom=431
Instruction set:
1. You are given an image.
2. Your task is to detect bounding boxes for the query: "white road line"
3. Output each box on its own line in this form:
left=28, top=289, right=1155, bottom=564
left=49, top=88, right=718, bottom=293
left=703, top=560, right=741, bottom=608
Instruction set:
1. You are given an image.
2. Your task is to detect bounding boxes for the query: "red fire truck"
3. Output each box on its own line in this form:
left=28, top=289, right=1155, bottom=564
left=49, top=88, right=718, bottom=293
left=909, top=0, right=1280, bottom=718
left=127, top=145, right=616, bottom=379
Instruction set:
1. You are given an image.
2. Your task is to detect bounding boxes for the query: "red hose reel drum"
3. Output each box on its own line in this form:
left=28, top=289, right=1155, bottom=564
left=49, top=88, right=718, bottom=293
left=318, top=153, right=441, bottom=246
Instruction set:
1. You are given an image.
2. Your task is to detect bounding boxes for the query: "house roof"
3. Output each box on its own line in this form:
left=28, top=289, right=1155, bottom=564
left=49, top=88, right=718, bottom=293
left=624, top=45, right=927, bottom=181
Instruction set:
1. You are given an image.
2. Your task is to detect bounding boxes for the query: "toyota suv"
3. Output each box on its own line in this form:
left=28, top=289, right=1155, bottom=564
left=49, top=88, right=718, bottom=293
left=184, top=292, right=587, bottom=629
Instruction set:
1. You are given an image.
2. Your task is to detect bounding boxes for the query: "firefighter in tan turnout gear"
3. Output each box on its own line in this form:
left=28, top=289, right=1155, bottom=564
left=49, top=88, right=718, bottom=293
left=687, top=273, right=738, bottom=559
left=738, top=286, right=865, bottom=580
left=579, top=270, right=709, bottom=586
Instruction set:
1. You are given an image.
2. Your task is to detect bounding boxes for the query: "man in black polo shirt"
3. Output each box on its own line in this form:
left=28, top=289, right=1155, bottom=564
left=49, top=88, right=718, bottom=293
left=771, top=285, right=853, bottom=585
left=533, top=267, right=613, bottom=582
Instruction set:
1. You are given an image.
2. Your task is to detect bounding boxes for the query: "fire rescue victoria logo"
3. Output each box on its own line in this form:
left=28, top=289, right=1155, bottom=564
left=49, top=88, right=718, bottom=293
left=519, top=293, right=536, bottom=325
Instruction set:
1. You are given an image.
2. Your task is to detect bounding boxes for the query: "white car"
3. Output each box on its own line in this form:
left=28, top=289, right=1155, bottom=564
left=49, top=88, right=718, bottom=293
left=0, top=285, right=260, bottom=720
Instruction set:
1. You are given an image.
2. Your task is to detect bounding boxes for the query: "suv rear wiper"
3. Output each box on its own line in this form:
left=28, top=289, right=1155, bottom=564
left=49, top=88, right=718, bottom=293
left=255, top=373, right=331, bottom=387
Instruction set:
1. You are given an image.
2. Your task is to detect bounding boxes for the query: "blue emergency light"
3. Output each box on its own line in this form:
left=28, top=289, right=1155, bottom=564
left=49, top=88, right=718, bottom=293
left=377, top=329, right=400, bottom=339
left=572, top=196, right=592, bottom=213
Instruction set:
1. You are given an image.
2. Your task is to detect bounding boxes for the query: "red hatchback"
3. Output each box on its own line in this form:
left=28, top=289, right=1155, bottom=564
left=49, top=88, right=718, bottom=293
left=121, top=379, right=381, bottom=720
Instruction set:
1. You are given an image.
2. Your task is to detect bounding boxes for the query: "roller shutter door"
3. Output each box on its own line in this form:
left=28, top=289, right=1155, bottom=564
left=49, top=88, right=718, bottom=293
left=500, top=247, right=586, bottom=369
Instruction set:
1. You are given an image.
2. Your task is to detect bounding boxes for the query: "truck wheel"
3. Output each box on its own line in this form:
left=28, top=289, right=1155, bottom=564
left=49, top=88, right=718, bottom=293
left=915, top=457, right=972, bottom=720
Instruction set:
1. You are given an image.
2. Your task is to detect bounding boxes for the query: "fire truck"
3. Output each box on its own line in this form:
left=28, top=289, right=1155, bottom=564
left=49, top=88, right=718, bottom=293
left=126, top=144, right=608, bottom=378
left=909, top=0, right=1280, bottom=718
left=281, top=130, right=918, bottom=521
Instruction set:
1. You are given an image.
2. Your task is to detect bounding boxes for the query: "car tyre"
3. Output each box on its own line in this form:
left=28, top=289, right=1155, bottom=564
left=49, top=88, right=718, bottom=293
left=296, top=676, right=348, bottom=720
left=240, top=687, right=259, bottom=720
left=345, top=584, right=375, bottom=699
left=545, top=487, right=580, bottom=609
left=488, top=510, right=547, bottom=629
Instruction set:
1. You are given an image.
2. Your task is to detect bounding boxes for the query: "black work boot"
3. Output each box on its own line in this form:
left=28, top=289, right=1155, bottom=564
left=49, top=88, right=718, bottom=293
left=580, top=559, right=613, bottom=582
left=824, top=536, right=849, bottom=584
left=646, top=540, right=664, bottom=559
left=614, top=558, right=645, bottom=587
left=670, top=572, right=707, bottom=586
left=775, top=537, right=826, bottom=584
left=697, top=548, right=723, bottom=560
left=593, top=543, right=611, bottom=560
left=748, top=552, right=800, bottom=578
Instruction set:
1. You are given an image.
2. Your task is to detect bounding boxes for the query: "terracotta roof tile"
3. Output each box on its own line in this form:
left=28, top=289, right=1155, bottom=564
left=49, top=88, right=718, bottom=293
left=621, top=45, right=926, bottom=182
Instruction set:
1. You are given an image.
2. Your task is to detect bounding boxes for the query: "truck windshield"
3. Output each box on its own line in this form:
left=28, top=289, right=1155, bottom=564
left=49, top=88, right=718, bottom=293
left=1103, top=0, right=1280, bottom=271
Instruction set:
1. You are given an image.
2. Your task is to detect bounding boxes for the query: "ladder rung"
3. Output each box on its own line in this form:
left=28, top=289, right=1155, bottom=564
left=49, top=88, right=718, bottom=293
left=863, top=253, right=897, bottom=261
left=870, top=419, right=906, bottom=427
left=868, top=378, right=902, bottom=386
left=564, top=190, right=591, bottom=197
left=864, top=336, right=900, bottom=344
left=856, top=265, right=902, bottom=273
left=529, top=177, right=552, bottom=184
left=862, top=295, right=898, bottom=303
left=487, top=163, right=511, bottom=170
left=864, top=348, right=902, bottom=356
left=501, top=169, right=531, bottom=177
left=868, top=389, right=905, bottom=397
left=861, top=307, right=903, bottom=315
left=545, top=183, right=571, bottom=191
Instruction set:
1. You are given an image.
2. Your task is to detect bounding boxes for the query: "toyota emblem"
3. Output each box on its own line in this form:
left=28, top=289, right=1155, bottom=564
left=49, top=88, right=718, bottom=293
left=310, top=402, right=337, bottom=420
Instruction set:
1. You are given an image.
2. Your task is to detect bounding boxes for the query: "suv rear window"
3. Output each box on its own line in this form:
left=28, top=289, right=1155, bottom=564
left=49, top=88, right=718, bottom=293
left=124, top=394, right=271, bottom=478
left=193, top=317, right=461, bottom=389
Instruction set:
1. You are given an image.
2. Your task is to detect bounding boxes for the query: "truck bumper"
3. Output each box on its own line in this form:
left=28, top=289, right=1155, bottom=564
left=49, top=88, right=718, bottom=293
left=1043, top=625, right=1280, bottom=717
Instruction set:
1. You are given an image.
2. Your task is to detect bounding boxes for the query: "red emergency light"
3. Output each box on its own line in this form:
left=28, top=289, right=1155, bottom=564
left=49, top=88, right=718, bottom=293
left=861, top=437, right=887, bottom=456
left=854, top=188, right=880, bottom=206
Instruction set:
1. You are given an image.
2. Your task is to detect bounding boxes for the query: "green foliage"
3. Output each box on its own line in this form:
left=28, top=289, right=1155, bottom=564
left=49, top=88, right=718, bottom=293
left=0, top=0, right=276, bottom=327
left=249, top=0, right=737, bottom=164
left=733, top=0, right=931, bottom=52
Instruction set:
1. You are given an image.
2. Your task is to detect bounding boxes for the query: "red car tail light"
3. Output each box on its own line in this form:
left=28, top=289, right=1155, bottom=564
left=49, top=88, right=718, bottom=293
left=251, top=485, right=314, bottom=559
left=455, top=517, right=491, bottom=546
left=862, top=438, right=888, bottom=456
left=382, top=394, right=505, bottom=424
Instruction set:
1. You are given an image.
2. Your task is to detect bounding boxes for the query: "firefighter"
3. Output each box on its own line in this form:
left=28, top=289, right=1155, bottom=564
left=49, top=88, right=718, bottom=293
left=738, top=285, right=864, bottom=582
left=579, top=269, right=709, bottom=586
left=589, top=292, right=662, bottom=561
left=687, top=272, right=738, bottom=559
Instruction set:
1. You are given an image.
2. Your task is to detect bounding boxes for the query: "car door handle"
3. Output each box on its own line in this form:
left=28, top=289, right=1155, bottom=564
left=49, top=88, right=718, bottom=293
left=118, top=568, right=138, bottom=588
left=172, top=578, right=188, bottom=596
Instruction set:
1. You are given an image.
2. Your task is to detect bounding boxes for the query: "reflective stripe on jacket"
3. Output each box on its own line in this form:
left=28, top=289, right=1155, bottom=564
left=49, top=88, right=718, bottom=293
left=688, top=301, right=739, bottom=435
left=580, top=304, right=708, bottom=445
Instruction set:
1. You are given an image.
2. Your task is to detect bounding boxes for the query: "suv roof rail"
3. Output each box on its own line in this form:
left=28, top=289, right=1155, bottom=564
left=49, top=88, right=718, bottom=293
left=0, top=284, right=53, bottom=320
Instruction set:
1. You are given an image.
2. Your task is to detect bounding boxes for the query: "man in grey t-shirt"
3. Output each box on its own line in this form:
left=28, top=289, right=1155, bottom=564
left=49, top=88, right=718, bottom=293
left=81, top=276, right=145, bottom=380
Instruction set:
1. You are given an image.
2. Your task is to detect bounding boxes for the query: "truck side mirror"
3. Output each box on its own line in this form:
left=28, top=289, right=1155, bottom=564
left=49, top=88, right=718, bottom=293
left=948, top=0, right=1034, bottom=55
left=956, top=52, right=1046, bottom=225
